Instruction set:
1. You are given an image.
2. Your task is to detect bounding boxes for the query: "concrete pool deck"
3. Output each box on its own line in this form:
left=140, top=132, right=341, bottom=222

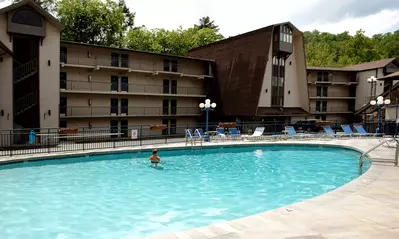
left=0, top=138, right=398, bottom=239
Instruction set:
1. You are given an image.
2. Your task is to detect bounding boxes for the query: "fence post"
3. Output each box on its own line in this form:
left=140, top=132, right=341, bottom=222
left=9, top=130, right=12, bottom=157
left=82, top=127, right=85, bottom=151
left=139, top=126, right=142, bottom=146
left=47, top=128, right=50, bottom=154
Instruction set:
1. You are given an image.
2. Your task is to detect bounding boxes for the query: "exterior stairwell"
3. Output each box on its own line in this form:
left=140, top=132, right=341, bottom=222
left=14, top=91, right=38, bottom=116
left=13, top=58, right=38, bottom=84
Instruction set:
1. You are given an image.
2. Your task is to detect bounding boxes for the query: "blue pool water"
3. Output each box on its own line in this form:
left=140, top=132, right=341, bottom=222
left=0, top=145, right=369, bottom=239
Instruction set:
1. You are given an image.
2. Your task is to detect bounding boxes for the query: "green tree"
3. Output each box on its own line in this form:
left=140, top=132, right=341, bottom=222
left=195, top=16, right=219, bottom=31
left=57, top=0, right=135, bottom=47
left=125, top=26, right=223, bottom=56
left=13, top=0, right=57, bottom=13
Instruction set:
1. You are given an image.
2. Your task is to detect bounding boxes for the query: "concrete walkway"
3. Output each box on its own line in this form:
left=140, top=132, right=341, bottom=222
left=0, top=138, right=398, bottom=239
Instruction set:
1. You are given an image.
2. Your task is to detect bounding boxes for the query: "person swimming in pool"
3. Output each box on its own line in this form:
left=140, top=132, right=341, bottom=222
left=148, top=149, right=161, bottom=166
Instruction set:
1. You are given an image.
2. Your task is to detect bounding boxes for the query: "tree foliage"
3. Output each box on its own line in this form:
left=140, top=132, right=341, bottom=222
left=125, top=26, right=224, bottom=55
left=57, top=0, right=134, bottom=47
left=304, top=29, right=399, bottom=67
left=195, top=16, right=219, bottom=31
left=13, top=0, right=57, bottom=12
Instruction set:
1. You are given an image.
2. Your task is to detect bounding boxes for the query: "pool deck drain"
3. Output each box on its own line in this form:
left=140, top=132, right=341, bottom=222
left=1, top=138, right=398, bottom=239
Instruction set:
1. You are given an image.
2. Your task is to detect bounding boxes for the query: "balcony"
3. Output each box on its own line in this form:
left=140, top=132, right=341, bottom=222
left=60, top=53, right=212, bottom=79
left=308, top=90, right=356, bottom=99
left=60, top=106, right=202, bottom=118
left=307, top=77, right=358, bottom=85
left=310, top=106, right=354, bottom=114
left=60, top=80, right=206, bottom=97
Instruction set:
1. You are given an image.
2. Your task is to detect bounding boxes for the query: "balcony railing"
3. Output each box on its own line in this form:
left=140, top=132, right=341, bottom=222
left=308, top=90, right=356, bottom=98
left=60, top=106, right=201, bottom=117
left=61, top=80, right=205, bottom=96
left=60, top=53, right=211, bottom=77
left=308, top=77, right=358, bottom=85
left=310, top=106, right=354, bottom=113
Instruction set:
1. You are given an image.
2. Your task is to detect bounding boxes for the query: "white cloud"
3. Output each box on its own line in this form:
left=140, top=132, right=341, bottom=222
left=1, top=0, right=398, bottom=37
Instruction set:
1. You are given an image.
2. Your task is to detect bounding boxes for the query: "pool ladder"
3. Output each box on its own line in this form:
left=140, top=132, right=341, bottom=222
left=359, top=138, right=399, bottom=169
left=185, top=129, right=203, bottom=149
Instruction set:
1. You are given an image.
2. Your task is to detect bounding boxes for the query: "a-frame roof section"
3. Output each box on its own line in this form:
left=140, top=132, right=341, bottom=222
left=0, top=0, right=64, bottom=31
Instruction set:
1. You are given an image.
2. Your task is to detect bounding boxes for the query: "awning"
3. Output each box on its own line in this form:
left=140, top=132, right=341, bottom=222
left=0, top=40, right=13, bottom=57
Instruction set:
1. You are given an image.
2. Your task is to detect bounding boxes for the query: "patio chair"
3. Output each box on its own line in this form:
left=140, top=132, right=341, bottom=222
left=353, top=124, right=381, bottom=137
left=214, top=127, right=227, bottom=141
left=242, top=127, right=265, bottom=141
left=341, top=125, right=362, bottom=137
left=322, top=125, right=347, bottom=138
left=228, top=128, right=242, bottom=140
left=284, top=126, right=316, bottom=139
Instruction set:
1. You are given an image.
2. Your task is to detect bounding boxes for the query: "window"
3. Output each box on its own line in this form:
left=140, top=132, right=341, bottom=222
left=60, top=97, right=67, bottom=115
left=171, top=80, right=177, bottom=94
left=279, top=25, right=293, bottom=44
left=60, top=72, right=67, bottom=90
left=60, top=47, right=67, bottom=63
left=163, top=59, right=170, bottom=71
left=111, top=76, right=118, bottom=91
left=271, top=56, right=285, bottom=106
left=12, top=9, right=43, bottom=27
left=121, top=54, right=129, bottom=67
left=110, top=98, right=118, bottom=115
left=316, top=86, right=328, bottom=97
left=163, top=79, right=170, bottom=94
left=121, top=99, right=128, bottom=115
left=171, top=60, right=178, bottom=72
left=110, top=120, right=119, bottom=138
left=121, top=76, right=128, bottom=92
left=170, top=119, right=177, bottom=135
left=315, top=101, right=327, bottom=112
left=162, top=119, right=169, bottom=135
left=321, top=115, right=327, bottom=121
left=111, top=53, right=119, bottom=67
left=170, top=100, right=177, bottom=115
left=316, top=72, right=330, bottom=82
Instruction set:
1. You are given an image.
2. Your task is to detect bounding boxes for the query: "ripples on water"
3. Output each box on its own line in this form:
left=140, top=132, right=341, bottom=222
left=0, top=145, right=368, bottom=239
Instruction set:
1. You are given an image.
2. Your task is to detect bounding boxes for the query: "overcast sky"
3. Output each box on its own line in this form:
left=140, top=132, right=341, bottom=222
left=1, top=0, right=399, bottom=37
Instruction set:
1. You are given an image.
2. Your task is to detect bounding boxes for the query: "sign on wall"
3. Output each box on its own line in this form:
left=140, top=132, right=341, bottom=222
left=131, top=129, right=138, bottom=139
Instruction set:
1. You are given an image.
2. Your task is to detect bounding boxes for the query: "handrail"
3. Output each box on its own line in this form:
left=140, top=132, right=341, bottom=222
left=359, top=138, right=399, bottom=168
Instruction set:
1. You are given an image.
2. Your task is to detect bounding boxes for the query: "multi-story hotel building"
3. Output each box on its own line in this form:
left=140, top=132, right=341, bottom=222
left=0, top=0, right=213, bottom=139
left=307, top=58, right=399, bottom=123
left=188, top=22, right=309, bottom=123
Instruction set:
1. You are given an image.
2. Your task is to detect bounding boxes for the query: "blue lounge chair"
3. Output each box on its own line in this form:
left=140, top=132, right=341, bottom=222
left=353, top=124, right=380, bottom=137
left=194, top=128, right=204, bottom=138
left=216, top=128, right=226, bottom=136
left=322, top=125, right=346, bottom=138
left=228, top=128, right=242, bottom=140
left=285, top=126, right=316, bottom=138
left=341, top=125, right=361, bottom=137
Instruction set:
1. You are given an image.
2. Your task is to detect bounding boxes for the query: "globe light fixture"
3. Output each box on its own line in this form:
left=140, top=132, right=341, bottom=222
left=199, top=99, right=217, bottom=141
left=370, top=96, right=390, bottom=134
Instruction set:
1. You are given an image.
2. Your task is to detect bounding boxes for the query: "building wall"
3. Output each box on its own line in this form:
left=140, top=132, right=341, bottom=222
left=355, top=68, right=385, bottom=110
left=39, top=20, right=60, bottom=129
left=62, top=43, right=210, bottom=76
left=284, top=32, right=308, bottom=111
left=187, top=26, right=273, bottom=117
left=257, top=41, right=273, bottom=107
left=308, top=84, right=352, bottom=97
left=307, top=71, right=353, bottom=84
left=309, top=99, right=349, bottom=111
left=0, top=13, right=13, bottom=130
left=61, top=68, right=205, bottom=95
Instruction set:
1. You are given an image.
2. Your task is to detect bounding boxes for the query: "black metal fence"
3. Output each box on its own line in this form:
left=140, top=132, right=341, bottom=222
left=0, top=120, right=395, bottom=157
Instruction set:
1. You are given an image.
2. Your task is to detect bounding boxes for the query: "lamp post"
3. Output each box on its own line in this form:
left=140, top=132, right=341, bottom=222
left=367, top=76, right=377, bottom=99
left=199, top=99, right=216, bottom=137
left=370, top=96, right=391, bottom=135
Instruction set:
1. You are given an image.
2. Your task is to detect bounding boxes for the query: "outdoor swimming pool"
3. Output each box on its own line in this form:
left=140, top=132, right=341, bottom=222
left=0, top=145, right=369, bottom=239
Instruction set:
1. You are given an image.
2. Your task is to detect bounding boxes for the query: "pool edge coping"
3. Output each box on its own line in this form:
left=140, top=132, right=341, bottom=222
left=0, top=140, right=387, bottom=239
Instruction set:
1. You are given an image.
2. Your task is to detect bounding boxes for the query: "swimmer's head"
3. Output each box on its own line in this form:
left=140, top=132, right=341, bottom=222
left=152, top=149, right=158, bottom=155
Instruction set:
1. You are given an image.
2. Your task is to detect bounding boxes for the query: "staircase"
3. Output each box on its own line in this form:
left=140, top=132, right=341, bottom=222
left=14, top=91, right=38, bottom=116
left=13, top=58, right=38, bottom=84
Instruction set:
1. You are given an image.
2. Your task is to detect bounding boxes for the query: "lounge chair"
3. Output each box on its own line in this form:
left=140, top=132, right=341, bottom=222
left=243, top=127, right=265, bottom=140
left=322, top=125, right=347, bottom=138
left=284, top=126, right=316, bottom=139
left=185, top=129, right=202, bottom=146
left=353, top=124, right=381, bottom=137
left=228, top=128, right=242, bottom=140
left=214, top=128, right=227, bottom=141
left=341, top=125, right=362, bottom=137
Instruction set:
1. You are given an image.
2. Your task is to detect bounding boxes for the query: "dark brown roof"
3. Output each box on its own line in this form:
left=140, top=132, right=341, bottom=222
left=377, top=71, right=399, bottom=81
left=61, top=41, right=215, bottom=62
left=188, top=21, right=301, bottom=53
left=343, top=58, right=396, bottom=71
left=0, top=0, right=64, bottom=30
left=307, top=66, right=355, bottom=72
left=0, top=40, right=13, bottom=56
